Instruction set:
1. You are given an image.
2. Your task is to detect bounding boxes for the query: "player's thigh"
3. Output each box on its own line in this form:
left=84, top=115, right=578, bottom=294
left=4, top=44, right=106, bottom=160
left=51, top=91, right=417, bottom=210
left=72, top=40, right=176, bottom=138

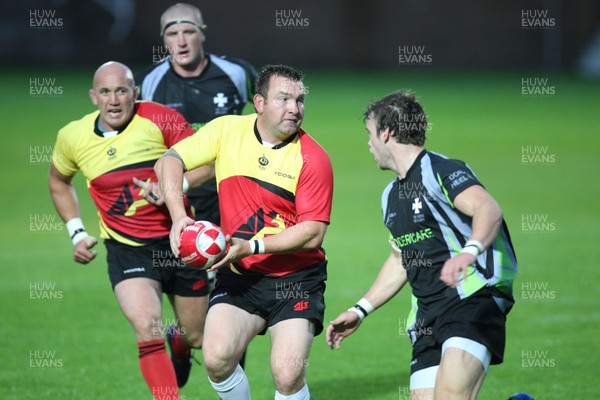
left=114, top=277, right=163, bottom=340
left=435, top=340, right=488, bottom=400
left=268, top=318, right=314, bottom=389
left=169, top=294, right=209, bottom=348
left=203, top=303, right=265, bottom=365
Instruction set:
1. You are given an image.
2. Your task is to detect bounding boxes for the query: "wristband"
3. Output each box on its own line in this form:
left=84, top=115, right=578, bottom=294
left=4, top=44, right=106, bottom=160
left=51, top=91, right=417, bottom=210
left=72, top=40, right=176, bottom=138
left=356, top=298, right=376, bottom=315
left=460, top=240, right=484, bottom=257
left=347, top=306, right=366, bottom=321
left=66, top=218, right=89, bottom=246
left=250, top=239, right=266, bottom=255
left=256, top=239, right=265, bottom=254
left=182, top=176, right=189, bottom=194
left=348, top=298, right=375, bottom=321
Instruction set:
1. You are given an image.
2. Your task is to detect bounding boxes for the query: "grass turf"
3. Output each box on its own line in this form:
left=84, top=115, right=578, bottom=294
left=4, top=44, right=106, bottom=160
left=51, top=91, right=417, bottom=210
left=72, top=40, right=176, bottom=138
left=1, top=68, right=599, bottom=399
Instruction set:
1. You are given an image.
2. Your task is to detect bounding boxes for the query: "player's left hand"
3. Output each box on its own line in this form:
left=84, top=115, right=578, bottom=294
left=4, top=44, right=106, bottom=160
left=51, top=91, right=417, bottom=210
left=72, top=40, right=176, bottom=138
left=133, top=177, right=164, bottom=206
left=207, top=235, right=252, bottom=272
left=326, top=311, right=362, bottom=350
left=440, top=252, right=476, bottom=288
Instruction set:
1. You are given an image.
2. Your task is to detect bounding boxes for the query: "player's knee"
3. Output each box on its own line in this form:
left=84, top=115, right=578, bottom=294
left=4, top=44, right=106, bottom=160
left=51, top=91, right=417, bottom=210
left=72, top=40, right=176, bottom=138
left=181, top=329, right=203, bottom=349
left=130, top=316, right=163, bottom=341
left=272, top=369, right=305, bottom=395
left=203, top=350, right=235, bottom=382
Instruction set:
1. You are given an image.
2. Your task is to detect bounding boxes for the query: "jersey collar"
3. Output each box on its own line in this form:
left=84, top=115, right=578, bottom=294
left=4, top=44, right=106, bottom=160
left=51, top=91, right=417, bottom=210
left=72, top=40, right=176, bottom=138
left=253, top=118, right=297, bottom=150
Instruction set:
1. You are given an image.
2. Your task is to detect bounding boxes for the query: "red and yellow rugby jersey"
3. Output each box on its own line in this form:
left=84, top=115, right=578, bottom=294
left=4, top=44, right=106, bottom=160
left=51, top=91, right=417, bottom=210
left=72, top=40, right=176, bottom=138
left=52, top=101, right=195, bottom=246
left=173, top=114, right=333, bottom=276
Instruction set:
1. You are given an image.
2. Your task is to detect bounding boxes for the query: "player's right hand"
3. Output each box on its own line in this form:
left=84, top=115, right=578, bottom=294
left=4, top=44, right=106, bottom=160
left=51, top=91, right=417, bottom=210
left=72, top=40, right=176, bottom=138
left=206, top=235, right=252, bottom=272
left=170, top=216, right=195, bottom=257
left=73, top=236, right=98, bottom=264
left=326, top=311, right=362, bottom=350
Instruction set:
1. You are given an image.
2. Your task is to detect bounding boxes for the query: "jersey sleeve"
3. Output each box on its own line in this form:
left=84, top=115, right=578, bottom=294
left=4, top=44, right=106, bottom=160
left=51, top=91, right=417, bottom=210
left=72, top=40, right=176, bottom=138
left=171, top=117, right=221, bottom=170
left=137, top=102, right=196, bottom=147
left=434, top=159, right=481, bottom=204
left=295, top=138, right=333, bottom=224
left=52, top=126, right=78, bottom=176
left=222, top=56, right=258, bottom=101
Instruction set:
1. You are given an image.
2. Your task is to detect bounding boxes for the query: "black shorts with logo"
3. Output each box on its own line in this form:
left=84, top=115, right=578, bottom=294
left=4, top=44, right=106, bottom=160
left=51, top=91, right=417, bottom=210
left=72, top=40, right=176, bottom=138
left=209, top=261, right=327, bottom=335
left=106, top=239, right=209, bottom=296
left=409, top=287, right=507, bottom=374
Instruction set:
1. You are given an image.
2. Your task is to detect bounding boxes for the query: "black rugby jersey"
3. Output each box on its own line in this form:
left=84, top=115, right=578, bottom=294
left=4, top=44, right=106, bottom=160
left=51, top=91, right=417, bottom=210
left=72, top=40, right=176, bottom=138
left=136, top=54, right=257, bottom=223
left=382, top=150, right=517, bottom=330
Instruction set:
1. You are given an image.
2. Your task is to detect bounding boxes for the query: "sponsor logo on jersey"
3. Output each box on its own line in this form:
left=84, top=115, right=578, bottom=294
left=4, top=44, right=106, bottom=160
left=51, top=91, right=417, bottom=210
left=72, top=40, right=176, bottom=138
left=274, top=171, right=295, bottom=179
left=390, top=228, right=434, bottom=249
left=293, top=301, right=309, bottom=311
left=411, top=197, right=422, bottom=214
left=259, top=155, right=269, bottom=166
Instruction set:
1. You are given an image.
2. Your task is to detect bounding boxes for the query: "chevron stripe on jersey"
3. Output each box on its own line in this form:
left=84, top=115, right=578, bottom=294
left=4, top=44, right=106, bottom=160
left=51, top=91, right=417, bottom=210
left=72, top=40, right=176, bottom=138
left=173, top=114, right=333, bottom=276
left=52, top=102, right=195, bottom=245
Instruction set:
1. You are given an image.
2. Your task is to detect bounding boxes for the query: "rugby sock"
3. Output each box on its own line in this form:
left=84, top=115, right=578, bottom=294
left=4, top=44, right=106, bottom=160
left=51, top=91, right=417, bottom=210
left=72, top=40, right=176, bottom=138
left=170, top=327, right=191, bottom=360
left=138, top=340, right=179, bottom=399
left=209, top=364, right=251, bottom=400
left=274, top=384, right=310, bottom=400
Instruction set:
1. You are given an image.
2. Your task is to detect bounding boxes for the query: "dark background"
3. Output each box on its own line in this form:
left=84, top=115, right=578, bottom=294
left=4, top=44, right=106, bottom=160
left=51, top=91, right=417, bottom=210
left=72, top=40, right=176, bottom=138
left=2, top=0, right=600, bottom=73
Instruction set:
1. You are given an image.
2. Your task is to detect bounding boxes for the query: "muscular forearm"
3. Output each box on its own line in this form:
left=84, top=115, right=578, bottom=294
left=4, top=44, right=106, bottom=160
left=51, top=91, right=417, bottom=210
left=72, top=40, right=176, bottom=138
left=469, top=199, right=502, bottom=249
left=454, top=185, right=503, bottom=250
left=363, top=251, right=408, bottom=310
left=155, top=155, right=187, bottom=221
left=184, top=164, right=215, bottom=189
left=48, top=164, right=81, bottom=222
left=260, top=220, right=327, bottom=254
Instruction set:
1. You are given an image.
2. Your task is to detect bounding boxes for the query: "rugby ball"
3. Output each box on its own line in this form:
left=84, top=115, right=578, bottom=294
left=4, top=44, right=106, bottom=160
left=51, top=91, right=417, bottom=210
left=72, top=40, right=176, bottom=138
left=179, top=221, right=227, bottom=269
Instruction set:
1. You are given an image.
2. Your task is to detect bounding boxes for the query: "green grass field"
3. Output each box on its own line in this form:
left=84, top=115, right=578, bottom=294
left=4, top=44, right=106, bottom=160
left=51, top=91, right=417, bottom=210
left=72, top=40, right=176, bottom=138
left=1, top=68, right=599, bottom=399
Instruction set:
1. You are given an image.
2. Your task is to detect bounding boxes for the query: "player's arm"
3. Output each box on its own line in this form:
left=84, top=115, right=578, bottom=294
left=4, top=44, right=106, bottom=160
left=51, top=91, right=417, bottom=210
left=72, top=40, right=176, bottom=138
left=326, top=249, right=408, bottom=349
left=184, top=164, right=215, bottom=189
left=154, top=148, right=195, bottom=255
left=209, top=220, right=328, bottom=271
left=132, top=163, right=214, bottom=207
left=48, top=163, right=97, bottom=264
left=440, top=184, right=503, bottom=288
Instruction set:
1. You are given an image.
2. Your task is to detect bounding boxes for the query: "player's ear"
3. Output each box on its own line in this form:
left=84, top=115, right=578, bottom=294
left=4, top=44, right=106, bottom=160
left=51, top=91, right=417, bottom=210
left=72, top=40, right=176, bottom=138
left=253, top=93, right=264, bottom=113
left=89, top=88, right=98, bottom=106
left=380, top=128, right=391, bottom=143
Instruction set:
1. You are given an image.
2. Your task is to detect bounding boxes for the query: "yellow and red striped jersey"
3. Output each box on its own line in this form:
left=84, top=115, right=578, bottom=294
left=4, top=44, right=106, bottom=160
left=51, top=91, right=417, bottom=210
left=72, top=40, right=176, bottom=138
left=52, top=101, right=195, bottom=246
left=173, top=114, right=333, bottom=276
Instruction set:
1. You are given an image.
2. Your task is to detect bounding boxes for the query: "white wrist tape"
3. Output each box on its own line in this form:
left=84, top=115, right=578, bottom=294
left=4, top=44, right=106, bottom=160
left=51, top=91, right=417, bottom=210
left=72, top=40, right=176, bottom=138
left=66, top=218, right=89, bottom=246
left=348, top=306, right=365, bottom=321
left=357, top=298, right=376, bottom=315
left=182, top=176, right=189, bottom=193
left=348, top=298, right=375, bottom=321
left=460, top=240, right=484, bottom=257
left=250, top=239, right=266, bottom=255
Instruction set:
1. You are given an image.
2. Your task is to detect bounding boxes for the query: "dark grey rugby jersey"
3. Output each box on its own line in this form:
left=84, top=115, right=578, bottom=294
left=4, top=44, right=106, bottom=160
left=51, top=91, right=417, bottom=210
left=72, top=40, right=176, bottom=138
left=382, top=150, right=517, bottom=328
left=136, top=54, right=257, bottom=223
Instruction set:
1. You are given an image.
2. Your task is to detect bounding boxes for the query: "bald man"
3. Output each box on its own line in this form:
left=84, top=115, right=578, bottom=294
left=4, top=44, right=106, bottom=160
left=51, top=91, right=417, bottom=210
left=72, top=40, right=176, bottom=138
left=49, top=61, right=213, bottom=399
